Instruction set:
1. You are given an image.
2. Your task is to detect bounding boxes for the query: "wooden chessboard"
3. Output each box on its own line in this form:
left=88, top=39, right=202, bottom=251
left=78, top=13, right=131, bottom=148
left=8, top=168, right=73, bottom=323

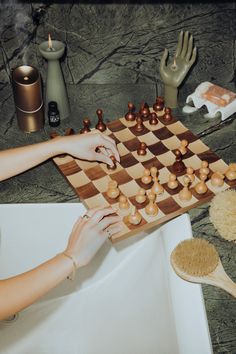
left=52, top=108, right=236, bottom=243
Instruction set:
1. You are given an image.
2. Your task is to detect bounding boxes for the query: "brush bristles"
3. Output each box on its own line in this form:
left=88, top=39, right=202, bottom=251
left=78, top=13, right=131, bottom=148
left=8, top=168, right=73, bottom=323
left=171, top=238, right=219, bottom=277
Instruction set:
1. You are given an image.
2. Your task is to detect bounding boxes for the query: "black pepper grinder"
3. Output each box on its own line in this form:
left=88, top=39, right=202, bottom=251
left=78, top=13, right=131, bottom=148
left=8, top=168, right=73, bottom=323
left=48, top=101, right=60, bottom=127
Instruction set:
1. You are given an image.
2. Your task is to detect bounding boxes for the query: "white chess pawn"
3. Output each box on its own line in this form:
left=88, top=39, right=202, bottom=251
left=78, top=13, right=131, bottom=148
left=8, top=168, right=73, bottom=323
left=150, top=166, right=158, bottom=178
left=179, top=139, right=188, bottom=155
left=119, top=195, right=130, bottom=209
left=167, top=173, right=178, bottom=189
left=225, top=163, right=236, bottom=181
left=179, top=176, right=192, bottom=201
left=145, top=192, right=158, bottom=216
left=194, top=173, right=208, bottom=194
left=135, top=188, right=146, bottom=204
left=186, top=166, right=195, bottom=183
left=199, top=160, right=210, bottom=176
left=141, top=169, right=152, bottom=184
left=128, top=206, right=142, bottom=225
left=211, top=171, right=224, bottom=187
left=107, top=180, right=120, bottom=199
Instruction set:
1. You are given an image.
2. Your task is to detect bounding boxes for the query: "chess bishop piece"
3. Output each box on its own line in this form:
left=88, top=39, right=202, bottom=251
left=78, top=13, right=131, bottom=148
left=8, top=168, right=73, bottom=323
left=151, top=176, right=164, bottom=195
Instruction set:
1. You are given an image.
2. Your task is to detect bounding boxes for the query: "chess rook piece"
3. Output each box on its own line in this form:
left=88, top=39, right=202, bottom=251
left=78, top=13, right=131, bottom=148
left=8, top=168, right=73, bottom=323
left=151, top=176, right=164, bottom=195
left=139, top=102, right=150, bottom=119
left=178, top=175, right=192, bottom=201
left=95, top=109, right=106, bottom=132
left=225, top=163, right=236, bottom=181
left=194, top=173, right=208, bottom=195
left=172, top=149, right=186, bottom=174
left=153, top=96, right=164, bottom=112
left=107, top=180, right=120, bottom=199
left=199, top=160, right=210, bottom=176
left=211, top=171, right=224, bottom=187
left=119, top=195, right=130, bottom=209
left=167, top=173, right=179, bottom=189
left=141, top=169, right=152, bottom=184
left=128, top=206, right=142, bottom=225
left=107, top=155, right=117, bottom=170
left=134, top=115, right=145, bottom=132
left=137, top=142, right=147, bottom=156
left=179, top=139, right=188, bottom=155
left=149, top=112, right=159, bottom=125
left=145, top=192, right=158, bottom=216
left=186, top=166, right=195, bottom=183
left=135, top=188, right=146, bottom=204
left=80, top=118, right=91, bottom=134
left=163, top=107, right=173, bottom=121
left=125, top=102, right=136, bottom=121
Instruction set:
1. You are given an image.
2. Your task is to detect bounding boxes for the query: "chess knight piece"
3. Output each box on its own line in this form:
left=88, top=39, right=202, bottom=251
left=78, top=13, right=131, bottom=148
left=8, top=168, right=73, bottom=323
left=159, top=31, right=197, bottom=108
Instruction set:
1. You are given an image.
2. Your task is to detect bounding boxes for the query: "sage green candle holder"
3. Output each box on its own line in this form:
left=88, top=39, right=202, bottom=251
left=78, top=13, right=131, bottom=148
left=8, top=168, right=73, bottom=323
left=39, top=40, right=70, bottom=120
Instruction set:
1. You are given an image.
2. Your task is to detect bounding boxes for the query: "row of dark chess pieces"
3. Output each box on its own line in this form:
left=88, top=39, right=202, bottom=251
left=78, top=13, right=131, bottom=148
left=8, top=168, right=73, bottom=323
left=79, top=97, right=172, bottom=134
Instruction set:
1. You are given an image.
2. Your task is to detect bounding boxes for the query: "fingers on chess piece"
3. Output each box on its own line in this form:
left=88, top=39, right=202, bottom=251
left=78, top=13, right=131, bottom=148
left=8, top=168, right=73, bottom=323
left=139, top=102, right=150, bottom=119
left=172, top=149, right=186, bottom=174
left=194, top=173, right=208, bottom=195
left=151, top=176, right=164, bottom=195
left=167, top=173, right=179, bottom=189
left=149, top=112, right=159, bottom=125
left=163, top=107, right=173, bottom=121
left=145, top=192, right=159, bottom=216
left=179, top=139, right=188, bottom=155
left=107, top=180, right=120, bottom=199
left=225, top=163, right=236, bottom=181
left=141, top=168, right=152, bottom=184
left=119, top=195, right=130, bottom=210
left=153, top=96, right=164, bottom=112
left=186, top=166, right=195, bottom=183
left=179, top=175, right=192, bottom=201
left=211, top=171, right=224, bottom=187
left=80, top=118, right=91, bottom=134
left=125, top=102, right=136, bottom=122
left=135, top=188, right=147, bottom=204
left=128, top=206, right=142, bottom=225
left=96, top=109, right=106, bottom=132
left=199, top=160, right=210, bottom=176
left=107, top=155, right=117, bottom=170
left=134, top=115, right=145, bottom=133
left=137, top=142, right=147, bottom=156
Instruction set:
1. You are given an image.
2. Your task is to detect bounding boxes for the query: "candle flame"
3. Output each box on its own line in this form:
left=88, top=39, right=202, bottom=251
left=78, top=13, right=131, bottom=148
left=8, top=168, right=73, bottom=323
left=48, top=33, right=52, bottom=50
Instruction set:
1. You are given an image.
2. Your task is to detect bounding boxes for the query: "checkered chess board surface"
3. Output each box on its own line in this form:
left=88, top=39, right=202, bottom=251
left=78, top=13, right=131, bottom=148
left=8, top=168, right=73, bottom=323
left=52, top=109, right=236, bottom=242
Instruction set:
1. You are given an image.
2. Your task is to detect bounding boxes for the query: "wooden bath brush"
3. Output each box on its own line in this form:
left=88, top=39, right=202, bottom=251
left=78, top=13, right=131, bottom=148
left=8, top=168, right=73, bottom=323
left=171, top=238, right=236, bottom=298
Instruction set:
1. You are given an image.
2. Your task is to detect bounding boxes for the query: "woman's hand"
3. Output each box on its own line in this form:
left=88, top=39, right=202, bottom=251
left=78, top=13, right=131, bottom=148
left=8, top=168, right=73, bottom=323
left=58, top=131, right=120, bottom=167
left=65, top=207, right=122, bottom=268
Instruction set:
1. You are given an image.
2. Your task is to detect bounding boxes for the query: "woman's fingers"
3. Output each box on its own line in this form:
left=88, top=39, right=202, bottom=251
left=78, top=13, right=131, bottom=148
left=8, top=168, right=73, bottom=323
left=97, top=134, right=120, bottom=162
left=103, top=223, right=123, bottom=239
left=97, top=215, right=122, bottom=231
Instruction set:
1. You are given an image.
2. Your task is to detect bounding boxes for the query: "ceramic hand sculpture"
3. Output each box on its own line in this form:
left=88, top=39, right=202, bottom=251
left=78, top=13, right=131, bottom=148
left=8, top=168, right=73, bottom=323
left=160, top=31, right=197, bottom=108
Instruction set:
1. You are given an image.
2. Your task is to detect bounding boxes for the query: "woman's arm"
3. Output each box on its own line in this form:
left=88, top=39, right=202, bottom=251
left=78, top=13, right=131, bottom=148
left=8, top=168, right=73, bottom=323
left=0, top=131, right=120, bottom=181
left=0, top=207, right=122, bottom=320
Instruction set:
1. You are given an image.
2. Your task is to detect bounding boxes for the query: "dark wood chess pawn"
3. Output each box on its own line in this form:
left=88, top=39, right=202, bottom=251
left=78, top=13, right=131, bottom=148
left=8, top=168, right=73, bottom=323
left=153, top=96, right=164, bottom=112
left=107, top=155, right=117, bottom=170
left=137, top=142, right=147, bottom=156
left=134, top=115, right=145, bottom=132
left=172, top=149, right=186, bottom=174
left=163, top=107, right=173, bottom=121
left=139, top=102, right=150, bottom=119
left=125, top=102, right=136, bottom=121
left=149, top=112, right=158, bottom=125
left=80, top=118, right=91, bottom=134
left=96, top=109, right=106, bottom=132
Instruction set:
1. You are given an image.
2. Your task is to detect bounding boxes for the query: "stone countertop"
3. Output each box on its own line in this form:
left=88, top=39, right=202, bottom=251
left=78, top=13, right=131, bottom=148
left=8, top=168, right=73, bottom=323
left=0, top=83, right=236, bottom=353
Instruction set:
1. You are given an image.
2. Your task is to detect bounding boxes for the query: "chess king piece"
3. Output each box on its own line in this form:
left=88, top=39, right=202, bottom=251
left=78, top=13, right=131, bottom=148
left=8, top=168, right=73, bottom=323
left=119, top=195, right=130, bottom=209
left=172, top=149, right=186, bottom=174
left=178, top=175, right=192, bottom=201
left=149, top=112, right=158, bottom=125
left=137, top=142, right=147, bottom=156
left=211, top=171, right=224, bottom=187
left=107, top=180, right=120, bottom=199
left=194, top=173, right=208, bottom=194
left=179, top=139, right=188, bottom=155
left=159, top=30, right=197, bottom=108
left=145, top=192, right=158, bottom=216
left=167, top=173, right=179, bottom=189
left=125, top=102, right=136, bottom=121
left=135, top=188, right=146, bottom=204
left=95, top=109, right=106, bottom=132
left=141, top=169, right=152, bottom=184
left=128, top=206, right=142, bottom=225
left=80, top=118, right=91, bottom=134
left=153, top=96, right=164, bottom=112
left=225, top=163, right=236, bottom=181
left=199, top=160, right=210, bottom=176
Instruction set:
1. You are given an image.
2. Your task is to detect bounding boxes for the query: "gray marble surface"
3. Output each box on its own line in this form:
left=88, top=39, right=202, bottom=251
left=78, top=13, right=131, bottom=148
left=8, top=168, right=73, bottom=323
left=0, top=2, right=236, bottom=354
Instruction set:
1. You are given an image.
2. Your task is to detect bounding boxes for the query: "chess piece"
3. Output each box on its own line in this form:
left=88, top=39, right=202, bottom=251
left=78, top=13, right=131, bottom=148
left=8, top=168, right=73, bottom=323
left=211, top=171, right=224, bottom=187
left=149, top=112, right=158, bottom=125
left=172, top=149, right=186, bottom=174
left=137, top=142, right=147, bottom=156
left=134, top=115, right=145, bottom=132
left=179, top=139, right=188, bottom=155
left=163, top=107, right=173, bottom=121
left=179, top=176, right=192, bottom=201
left=107, top=155, right=117, bottom=170
left=135, top=188, right=146, bottom=204
left=95, top=109, right=106, bottom=132
left=225, top=163, right=236, bottom=181
left=119, top=195, right=130, bottom=209
left=199, top=160, right=210, bottom=176
left=141, top=169, right=152, bottom=184
left=186, top=166, right=195, bottom=183
left=153, top=96, right=164, bottom=112
left=107, top=180, right=120, bottom=199
left=139, top=102, right=150, bottom=118
left=128, top=206, right=142, bottom=225
left=151, top=176, right=164, bottom=195
left=80, top=118, right=91, bottom=134
left=167, top=173, right=179, bottom=189
left=145, top=192, right=158, bottom=216
left=150, top=166, right=158, bottom=179
left=194, top=173, right=208, bottom=195
left=125, top=102, right=136, bottom=121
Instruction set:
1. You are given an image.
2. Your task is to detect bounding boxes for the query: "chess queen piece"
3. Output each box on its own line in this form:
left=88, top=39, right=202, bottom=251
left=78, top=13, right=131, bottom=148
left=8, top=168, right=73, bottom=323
left=39, top=34, right=70, bottom=120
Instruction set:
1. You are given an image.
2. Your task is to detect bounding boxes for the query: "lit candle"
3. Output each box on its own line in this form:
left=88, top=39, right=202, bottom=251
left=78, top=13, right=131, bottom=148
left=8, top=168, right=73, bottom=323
left=47, top=33, right=55, bottom=52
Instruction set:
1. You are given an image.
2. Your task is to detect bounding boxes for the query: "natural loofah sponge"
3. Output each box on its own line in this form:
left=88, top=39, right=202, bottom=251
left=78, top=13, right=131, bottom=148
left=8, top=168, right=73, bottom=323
left=209, top=189, right=236, bottom=241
